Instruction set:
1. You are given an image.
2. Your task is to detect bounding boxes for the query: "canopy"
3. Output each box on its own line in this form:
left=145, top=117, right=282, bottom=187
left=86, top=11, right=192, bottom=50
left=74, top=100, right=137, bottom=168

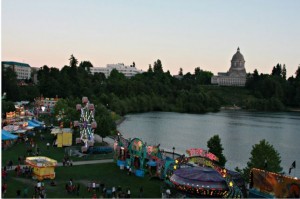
left=28, top=120, right=41, bottom=127
left=147, top=160, right=157, bottom=167
left=32, top=119, right=44, bottom=125
left=3, top=125, right=19, bottom=132
left=2, top=129, right=18, bottom=140
left=170, top=167, right=228, bottom=190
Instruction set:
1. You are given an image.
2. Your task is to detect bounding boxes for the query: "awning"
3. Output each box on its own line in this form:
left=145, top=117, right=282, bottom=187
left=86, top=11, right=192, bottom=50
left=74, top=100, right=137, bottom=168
left=3, top=125, right=19, bottom=132
left=51, top=128, right=62, bottom=135
left=2, top=129, right=18, bottom=140
left=28, top=121, right=41, bottom=127
left=147, top=160, right=157, bottom=167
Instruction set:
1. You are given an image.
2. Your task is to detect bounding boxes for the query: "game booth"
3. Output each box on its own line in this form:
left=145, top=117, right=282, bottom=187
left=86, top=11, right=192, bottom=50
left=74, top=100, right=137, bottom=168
left=114, top=133, right=130, bottom=168
left=25, top=156, right=57, bottom=181
left=114, top=135, right=167, bottom=178
left=51, top=127, right=73, bottom=147
left=165, top=148, right=245, bottom=198
left=249, top=168, right=300, bottom=198
left=127, top=138, right=147, bottom=177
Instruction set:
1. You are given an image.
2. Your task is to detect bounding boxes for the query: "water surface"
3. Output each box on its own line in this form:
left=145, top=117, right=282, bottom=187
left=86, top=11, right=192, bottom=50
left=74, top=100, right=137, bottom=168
left=118, top=111, right=300, bottom=176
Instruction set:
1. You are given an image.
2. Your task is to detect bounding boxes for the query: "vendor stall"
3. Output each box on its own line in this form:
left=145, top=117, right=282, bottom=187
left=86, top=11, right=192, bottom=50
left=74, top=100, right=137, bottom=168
left=25, top=156, right=57, bottom=180
left=51, top=128, right=73, bottom=147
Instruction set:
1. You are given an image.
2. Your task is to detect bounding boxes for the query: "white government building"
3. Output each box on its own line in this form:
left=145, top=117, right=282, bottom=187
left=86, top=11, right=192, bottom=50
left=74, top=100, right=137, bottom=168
left=211, top=47, right=247, bottom=86
left=2, top=61, right=32, bottom=80
left=90, top=63, right=143, bottom=78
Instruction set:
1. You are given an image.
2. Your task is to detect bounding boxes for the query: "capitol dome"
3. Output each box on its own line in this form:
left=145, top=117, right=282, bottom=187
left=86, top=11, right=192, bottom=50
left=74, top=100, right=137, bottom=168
left=231, top=47, right=245, bottom=62
left=229, top=47, right=246, bottom=76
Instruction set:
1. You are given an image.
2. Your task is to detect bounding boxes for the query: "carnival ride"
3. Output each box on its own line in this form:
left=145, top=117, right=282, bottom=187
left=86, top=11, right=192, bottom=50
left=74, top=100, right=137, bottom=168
left=166, top=151, right=246, bottom=198
left=114, top=134, right=246, bottom=198
left=74, top=97, right=97, bottom=152
left=25, top=156, right=57, bottom=181
left=248, top=168, right=300, bottom=198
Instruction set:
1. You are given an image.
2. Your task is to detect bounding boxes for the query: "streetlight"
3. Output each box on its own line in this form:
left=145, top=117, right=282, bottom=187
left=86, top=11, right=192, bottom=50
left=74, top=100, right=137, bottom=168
left=172, top=147, right=175, bottom=159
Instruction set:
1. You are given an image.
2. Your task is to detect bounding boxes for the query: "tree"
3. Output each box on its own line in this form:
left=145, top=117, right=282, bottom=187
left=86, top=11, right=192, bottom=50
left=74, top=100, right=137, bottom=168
left=69, top=54, right=78, bottom=68
left=272, top=63, right=282, bottom=77
left=94, top=105, right=116, bottom=142
left=153, top=59, right=163, bottom=73
left=296, top=65, right=300, bottom=79
left=282, top=64, right=287, bottom=80
left=79, top=61, right=93, bottom=72
left=1, top=66, right=20, bottom=101
left=207, top=135, right=227, bottom=167
left=147, top=64, right=153, bottom=73
left=243, top=139, right=282, bottom=181
left=178, top=68, right=183, bottom=76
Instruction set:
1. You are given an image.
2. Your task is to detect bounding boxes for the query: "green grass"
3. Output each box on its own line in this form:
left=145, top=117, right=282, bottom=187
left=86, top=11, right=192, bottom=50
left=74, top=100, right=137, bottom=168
left=2, top=129, right=113, bottom=166
left=2, top=129, right=162, bottom=198
left=3, top=163, right=163, bottom=198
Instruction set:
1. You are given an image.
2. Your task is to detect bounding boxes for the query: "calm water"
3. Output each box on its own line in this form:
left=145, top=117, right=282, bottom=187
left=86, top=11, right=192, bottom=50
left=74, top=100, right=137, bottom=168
left=118, top=111, right=300, bottom=176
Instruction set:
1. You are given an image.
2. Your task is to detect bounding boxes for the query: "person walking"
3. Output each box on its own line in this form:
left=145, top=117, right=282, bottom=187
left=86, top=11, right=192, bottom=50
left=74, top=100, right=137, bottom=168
left=126, top=188, right=131, bottom=198
left=139, top=186, right=143, bottom=198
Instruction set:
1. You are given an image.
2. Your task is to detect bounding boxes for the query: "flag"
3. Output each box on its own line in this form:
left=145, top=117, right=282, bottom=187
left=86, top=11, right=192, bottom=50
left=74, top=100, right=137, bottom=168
left=289, top=161, right=296, bottom=175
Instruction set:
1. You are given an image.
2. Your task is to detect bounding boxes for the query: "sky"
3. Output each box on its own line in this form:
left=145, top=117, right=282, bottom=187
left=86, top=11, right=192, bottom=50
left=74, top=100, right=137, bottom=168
left=1, top=0, right=300, bottom=77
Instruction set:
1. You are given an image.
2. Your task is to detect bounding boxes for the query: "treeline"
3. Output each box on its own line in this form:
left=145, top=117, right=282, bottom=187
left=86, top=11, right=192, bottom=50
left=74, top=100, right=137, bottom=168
left=245, top=64, right=300, bottom=111
left=2, top=56, right=218, bottom=115
left=2, top=56, right=300, bottom=114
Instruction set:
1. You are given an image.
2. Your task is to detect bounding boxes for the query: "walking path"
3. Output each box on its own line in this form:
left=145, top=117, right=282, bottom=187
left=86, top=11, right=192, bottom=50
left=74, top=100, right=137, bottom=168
left=9, top=159, right=114, bottom=171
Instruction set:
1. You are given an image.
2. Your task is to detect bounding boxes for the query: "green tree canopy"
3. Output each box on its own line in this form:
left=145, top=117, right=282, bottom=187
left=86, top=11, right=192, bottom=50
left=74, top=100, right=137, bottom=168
left=207, top=135, right=227, bottom=167
left=242, top=139, right=282, bottom=181
left=153, top=59, right=163, bottom=73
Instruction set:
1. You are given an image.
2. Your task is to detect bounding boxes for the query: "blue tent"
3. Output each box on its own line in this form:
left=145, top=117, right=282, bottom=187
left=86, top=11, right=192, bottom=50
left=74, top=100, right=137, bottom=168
left=30, top=119, right=45, bottom=129
left=32, top=119, right=44, bottom=125
left=147, top=160, right=157, bottom=167
left=28, top=120, right=41, bottom=128
left=2, top=129, right=18, bottom=140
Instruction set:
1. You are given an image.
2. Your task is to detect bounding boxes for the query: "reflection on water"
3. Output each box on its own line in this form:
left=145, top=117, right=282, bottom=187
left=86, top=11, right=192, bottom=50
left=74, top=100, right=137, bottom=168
left=118, top=111, right=300, bottom=176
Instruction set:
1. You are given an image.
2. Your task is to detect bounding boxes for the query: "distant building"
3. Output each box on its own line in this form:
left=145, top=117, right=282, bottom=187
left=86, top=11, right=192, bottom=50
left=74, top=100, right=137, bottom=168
left=90, top=63, right=143, bottom=78
left=211, top=48, right=247, bottom=86
left=31, top=67, right=40, bottom=84
left=2, top=61, right=32, bottom=80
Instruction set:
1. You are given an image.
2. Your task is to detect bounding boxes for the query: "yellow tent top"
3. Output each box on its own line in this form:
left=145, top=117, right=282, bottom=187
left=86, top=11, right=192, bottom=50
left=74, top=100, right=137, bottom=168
left=25, top=156, right=57, bottom=168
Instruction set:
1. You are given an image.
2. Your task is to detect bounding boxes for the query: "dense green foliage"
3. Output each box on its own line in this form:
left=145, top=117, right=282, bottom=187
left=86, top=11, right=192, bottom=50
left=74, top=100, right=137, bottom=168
left=2, top=56, right=300, bottom=114
left=245, top=64, right=300, bottom=110
left=207, top=135, right=227, bottom=167
left=240, top=139, right=282, bottom=181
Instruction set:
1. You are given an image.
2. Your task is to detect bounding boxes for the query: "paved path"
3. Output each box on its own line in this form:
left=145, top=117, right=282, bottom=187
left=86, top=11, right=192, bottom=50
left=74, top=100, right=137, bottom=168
left=9, top=159, right=114, bottom=171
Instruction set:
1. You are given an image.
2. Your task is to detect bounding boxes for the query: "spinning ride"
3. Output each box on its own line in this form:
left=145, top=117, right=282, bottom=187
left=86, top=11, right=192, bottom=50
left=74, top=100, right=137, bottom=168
left=74, top=97, right=97, bottom=151
left=165, top=148, right=245, bottom=198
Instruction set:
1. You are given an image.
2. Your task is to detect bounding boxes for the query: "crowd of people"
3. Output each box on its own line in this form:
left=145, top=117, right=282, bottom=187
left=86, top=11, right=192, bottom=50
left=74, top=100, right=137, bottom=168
left=87, top=181, right=136, bottom=199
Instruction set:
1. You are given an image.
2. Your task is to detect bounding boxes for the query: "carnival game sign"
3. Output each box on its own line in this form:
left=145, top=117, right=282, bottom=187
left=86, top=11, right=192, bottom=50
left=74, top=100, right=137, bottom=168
left=186, top=148, right=219, bottom=162
left=250, top=168, right=300, bottom=198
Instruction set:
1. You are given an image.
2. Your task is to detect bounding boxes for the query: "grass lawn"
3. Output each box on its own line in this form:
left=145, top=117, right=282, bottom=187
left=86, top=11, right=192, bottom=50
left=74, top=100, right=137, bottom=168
left=2, top=129, right=113, bottom=166
left=3, top=163, right=163, bottom=198
left=2, top=129, right=162, bottom=198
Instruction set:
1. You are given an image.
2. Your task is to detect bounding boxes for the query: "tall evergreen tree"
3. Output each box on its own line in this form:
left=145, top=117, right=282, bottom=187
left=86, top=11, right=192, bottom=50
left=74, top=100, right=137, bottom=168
left=207, top=135, right=227, bottom=167
left=69, top=54, right=78, bottom=68
left=153, top=59, right=163, bottom=73
left=242, top=139, right=282, bottom=181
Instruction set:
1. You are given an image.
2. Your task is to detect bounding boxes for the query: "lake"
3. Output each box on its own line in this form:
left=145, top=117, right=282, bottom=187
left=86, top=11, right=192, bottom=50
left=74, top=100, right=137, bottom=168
left=118, top=111, right=300, bottom=177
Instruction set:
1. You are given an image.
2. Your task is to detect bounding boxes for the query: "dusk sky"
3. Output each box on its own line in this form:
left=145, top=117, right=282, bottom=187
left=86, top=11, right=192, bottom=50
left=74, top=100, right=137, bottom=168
left=2, top=0, right=300, bottom=77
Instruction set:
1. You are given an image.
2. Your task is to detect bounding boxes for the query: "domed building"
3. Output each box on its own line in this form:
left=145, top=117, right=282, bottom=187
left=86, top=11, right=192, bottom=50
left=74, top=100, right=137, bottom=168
left=211, top=47, right=247, bottom=86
